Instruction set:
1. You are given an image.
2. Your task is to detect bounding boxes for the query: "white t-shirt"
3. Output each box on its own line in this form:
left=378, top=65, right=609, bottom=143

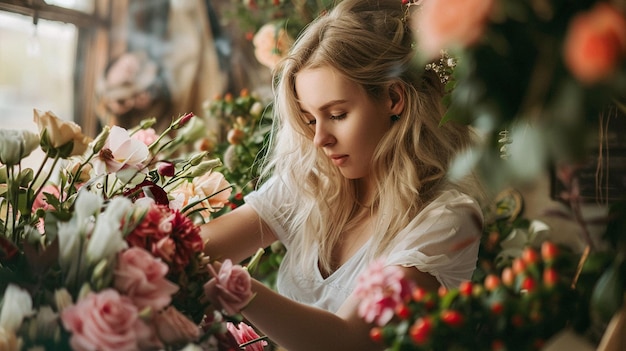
left=245, top=178, right=483, bottom=313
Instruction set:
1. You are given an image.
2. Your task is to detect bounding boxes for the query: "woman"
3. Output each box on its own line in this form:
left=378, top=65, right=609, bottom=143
left=201, top=0, right=484, bottom=349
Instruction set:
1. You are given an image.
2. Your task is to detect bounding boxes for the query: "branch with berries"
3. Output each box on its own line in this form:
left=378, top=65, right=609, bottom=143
left=356, top=242, right=583, bottom=351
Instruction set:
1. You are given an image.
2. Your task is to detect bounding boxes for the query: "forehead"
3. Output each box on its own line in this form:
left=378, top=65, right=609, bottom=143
left=294, top=66, right=364, bottom=110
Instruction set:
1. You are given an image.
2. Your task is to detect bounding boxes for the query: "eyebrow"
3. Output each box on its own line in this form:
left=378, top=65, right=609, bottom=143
left=299, top=99, right=348, bottom=114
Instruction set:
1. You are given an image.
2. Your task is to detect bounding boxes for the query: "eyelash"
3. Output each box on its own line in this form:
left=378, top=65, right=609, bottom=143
left=306, top=113, right=347, bottom=125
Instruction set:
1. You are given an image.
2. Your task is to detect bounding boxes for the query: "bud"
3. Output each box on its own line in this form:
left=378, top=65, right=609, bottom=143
left=250, top=101, right=264, bottom=117
left=91, top=126, right=110, bottom=153
left=139, top=117, right=157, bottom=129
left=188, top=151, right=210, bottom=166
left=157, top=161, right=176, bottom=177
left=187, top=159, right=222, bottom=178
left=173, top=112, right=194, bottom=129
left=54, top=288, right=73, bottom=312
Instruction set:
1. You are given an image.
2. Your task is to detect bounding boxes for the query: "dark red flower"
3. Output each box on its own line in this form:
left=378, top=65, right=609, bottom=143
left=124, top=180, right=169, bottom=205
left=126, top=203, right=202, bottom=272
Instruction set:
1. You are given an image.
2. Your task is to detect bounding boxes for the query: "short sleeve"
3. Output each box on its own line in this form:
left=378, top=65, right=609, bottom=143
left=243, top=177, right=300, bottom=248
left=385, top=190, right=483, bottom=289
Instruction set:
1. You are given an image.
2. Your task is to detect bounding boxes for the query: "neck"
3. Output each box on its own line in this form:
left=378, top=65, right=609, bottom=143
left=355, top=177, right=376, bottom=209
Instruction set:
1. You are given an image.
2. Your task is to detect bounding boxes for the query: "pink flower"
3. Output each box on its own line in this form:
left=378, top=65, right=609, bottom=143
left=113, top=247, right=179, bottom=311
left=169, top=171, right=232, bottom=219
left=92, top=126, right=149, bottom=175
left=126, top=203, right=203, bottom=272
left=60, top=289, right=153, bottom=351
left=413, top=0, right=495, bottom=60
left=253, top=22, right=294, bottom=69
left=153, top=306, right=201, bottom=345
left=353, top=259, right=415, bottom=326
left=132, top=128, right=158, bottom=146
left=563, top=3, right=626, bottom=84
left=227, top=322, right=267, bottom=351
left=204, top=259, right=253, bottom=315
left=32, top=184, right=60, bottom=211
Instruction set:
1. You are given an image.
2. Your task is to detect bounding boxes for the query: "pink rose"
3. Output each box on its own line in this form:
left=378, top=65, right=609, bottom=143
left=204, top=259, right=253, bottom=315
left=413, top=0, right=495, bottom=60
left=153, top=306, right=201, bottom=345
left=227, top=322, right=267, bottom=351
left=60, top=289, right=152, bottom=351
left=353, top=259, right=415, bottom=326
left=563, top=3, right=626, bottom=84
left=114, top=247, right=179, bottom=311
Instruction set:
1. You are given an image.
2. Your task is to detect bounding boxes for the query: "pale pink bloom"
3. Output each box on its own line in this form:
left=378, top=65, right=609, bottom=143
left=132, top=128, right=159, bottom=146
left=204, top=259, right=253, bottom=315
left=92, top=126, right=149, bottom=175
left=227, top=322, right=267, bottom=351
left=564, top=3, right=626, bottom=84
left=154, top=306, right=201, bottom=345
left=60, top=289, right=153, bottom=351
left=413, top=0, right=495, bottom=60
left=193, top=171, right=232, bottom=211
left=169, top=171, right=231, bottom=219
left=253, top=23, right=294, bottom=69
left=353, top=259, right=415, bottom=326
left=113, top=247, right=179, bottom=311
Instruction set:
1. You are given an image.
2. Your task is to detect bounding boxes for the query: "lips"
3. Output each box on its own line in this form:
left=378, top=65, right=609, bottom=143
left=330, top=154, right=348, bottom=166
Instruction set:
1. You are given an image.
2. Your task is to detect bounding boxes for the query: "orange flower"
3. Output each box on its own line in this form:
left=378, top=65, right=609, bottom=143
left=564, top=3, right=626, bottom=84
left=413, top=0, right=495, bottom=60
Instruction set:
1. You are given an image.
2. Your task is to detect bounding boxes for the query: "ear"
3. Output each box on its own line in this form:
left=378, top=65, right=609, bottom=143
left=388, top=83, right=405, bottom=116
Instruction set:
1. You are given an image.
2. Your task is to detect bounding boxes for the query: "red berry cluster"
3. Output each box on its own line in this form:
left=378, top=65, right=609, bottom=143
left=367, top=241, right=580, bottom=351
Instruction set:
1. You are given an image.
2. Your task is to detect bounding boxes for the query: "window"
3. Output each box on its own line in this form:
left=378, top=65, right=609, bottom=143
left=0, top=0, right=110, bottom=138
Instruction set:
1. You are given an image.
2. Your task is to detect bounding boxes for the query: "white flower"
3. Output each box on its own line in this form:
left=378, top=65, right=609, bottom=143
left=86, top=196, right=131, bottom=263
left=0, top=284, right=34, bottom=332
left=0, top=129, right=39, bottom=166
left=57, top=191, right=103, bottom=282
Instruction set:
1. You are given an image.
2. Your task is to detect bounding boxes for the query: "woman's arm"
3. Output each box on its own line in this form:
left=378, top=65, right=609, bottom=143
left=200, top=204, right=278, bottom=264
left=239, top=266, right=440, bottom=351
left=242, top=280, right=382, bottom=351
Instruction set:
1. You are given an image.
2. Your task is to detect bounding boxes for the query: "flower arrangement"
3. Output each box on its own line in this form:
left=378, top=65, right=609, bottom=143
left=0, top=110, right=264, bottom=350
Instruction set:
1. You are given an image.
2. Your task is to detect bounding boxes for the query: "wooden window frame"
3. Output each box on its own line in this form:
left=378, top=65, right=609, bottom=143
left=0, top=0, right=125, bottom=137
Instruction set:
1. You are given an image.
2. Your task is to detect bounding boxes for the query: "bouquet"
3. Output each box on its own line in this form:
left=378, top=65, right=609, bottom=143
left=0, top=110, right=265, bottom=350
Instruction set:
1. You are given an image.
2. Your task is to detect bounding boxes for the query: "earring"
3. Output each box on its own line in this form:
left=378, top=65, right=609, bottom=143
left=391, top=114, right=400, bottom=122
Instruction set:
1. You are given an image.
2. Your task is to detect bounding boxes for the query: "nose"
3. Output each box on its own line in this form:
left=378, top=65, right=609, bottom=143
left=312, top=121, right=335, bottom=148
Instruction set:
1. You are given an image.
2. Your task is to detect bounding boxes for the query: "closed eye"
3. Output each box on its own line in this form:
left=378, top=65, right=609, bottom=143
left=330, top=113, right=346, bottom=120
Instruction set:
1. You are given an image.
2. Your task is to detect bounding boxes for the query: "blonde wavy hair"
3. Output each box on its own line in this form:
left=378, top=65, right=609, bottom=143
left=259, top=0, right=482, bottom=274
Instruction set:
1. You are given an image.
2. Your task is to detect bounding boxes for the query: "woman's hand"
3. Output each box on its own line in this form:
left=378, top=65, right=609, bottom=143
left=203, top=259, right=255, bottom=315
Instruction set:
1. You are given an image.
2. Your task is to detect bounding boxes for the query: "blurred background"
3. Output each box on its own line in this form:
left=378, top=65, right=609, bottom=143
left=0, top=0, right=277, bottom=137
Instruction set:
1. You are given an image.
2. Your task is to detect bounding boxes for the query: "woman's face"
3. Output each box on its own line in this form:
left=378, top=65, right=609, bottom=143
left=295, top=66, right=395, bottom=180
